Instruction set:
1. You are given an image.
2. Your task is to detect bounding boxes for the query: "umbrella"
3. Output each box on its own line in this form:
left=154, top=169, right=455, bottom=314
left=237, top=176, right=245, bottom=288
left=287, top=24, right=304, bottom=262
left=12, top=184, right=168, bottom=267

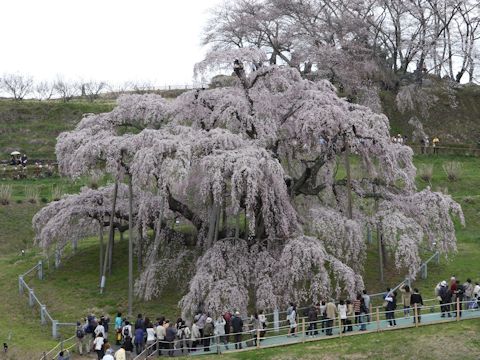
left=10, top=151, right=21, bottom=156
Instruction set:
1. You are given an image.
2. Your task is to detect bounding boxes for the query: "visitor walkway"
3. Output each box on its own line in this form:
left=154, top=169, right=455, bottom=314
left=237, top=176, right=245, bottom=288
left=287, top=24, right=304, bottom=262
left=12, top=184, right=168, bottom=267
left=129, top=299, right=479, bottom=359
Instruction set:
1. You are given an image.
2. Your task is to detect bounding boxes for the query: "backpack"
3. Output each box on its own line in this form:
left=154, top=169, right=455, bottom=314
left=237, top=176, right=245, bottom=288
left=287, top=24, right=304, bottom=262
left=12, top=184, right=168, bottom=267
left=177, top=328, right=184, bottom=339
left=183, top=327, right=191, bottom=339
left=123, top=327, right=130, bottom=337
left=76, top=328, right=85, bottom=339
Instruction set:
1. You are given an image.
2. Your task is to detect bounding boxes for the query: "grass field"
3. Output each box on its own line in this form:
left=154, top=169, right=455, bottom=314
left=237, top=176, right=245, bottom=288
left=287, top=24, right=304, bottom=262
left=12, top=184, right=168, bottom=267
left=0, top=154, right=479, bottom=359
left=0, top=99, right=114, bottom=161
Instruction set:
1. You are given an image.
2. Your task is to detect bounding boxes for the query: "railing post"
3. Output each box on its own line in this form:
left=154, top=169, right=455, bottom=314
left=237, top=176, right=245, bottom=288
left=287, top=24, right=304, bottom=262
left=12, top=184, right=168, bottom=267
left=37, top=260, right=43, bottom=280
left=52, top=320, right=58, bottom=339
left=414, top=304, right=419, bottom=328
left=421, top=263, right=427, bottom=279
left=435, top=251, right=440, bottom=264
left=338, top=316, right=342, bottom=337
left=29, top=288, right=35, bottom=307
left=376, top=307, right=380, bottom=332
left=19, top=275, right=24, bottom=294
left=273, top=309, right=279, bottom=333
left=41, top=305, right=47, bottom=325
left=257, top=328, right=261, bottom=348
left=405, top=276, right=411, bottom=288
left=302, top=318, right=306, bottom=342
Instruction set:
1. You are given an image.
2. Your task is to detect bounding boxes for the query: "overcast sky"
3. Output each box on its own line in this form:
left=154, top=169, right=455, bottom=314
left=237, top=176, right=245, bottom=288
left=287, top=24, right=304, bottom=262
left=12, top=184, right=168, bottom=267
left=0, top=0, right=222, bottom=86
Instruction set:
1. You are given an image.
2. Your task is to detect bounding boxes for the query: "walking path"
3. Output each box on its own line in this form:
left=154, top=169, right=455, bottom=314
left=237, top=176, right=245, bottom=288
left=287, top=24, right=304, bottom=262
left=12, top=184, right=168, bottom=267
left=122, top=300, right=479, bottom=360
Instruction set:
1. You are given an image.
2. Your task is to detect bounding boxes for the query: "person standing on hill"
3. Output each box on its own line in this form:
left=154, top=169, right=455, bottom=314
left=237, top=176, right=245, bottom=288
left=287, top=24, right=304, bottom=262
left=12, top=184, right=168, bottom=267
left=231, top=312, right=244, bottom=349
left=385, top=292, right=397, bottom=327
left=114, top=313, right=123, bottom=345
left=411, top=288, right=424, bottom=324
left=307, top=305, right=318, bottom=336
left=463, top=278, right=474, bottom=305
left=165, top=320, right=177, bottom=356
left=439, top=281, right=451, bottom=317
left=362, top=290, right=371, bottom=322
left=134, top=326, right=145, bottom=354
left=400, top=284, right=412, bottom=318
left=223, top=311, right=232, bottom=343
left=325, top=300, right=337, bottom=336
left=114, top=344, right=127, bottom=360
left=337, top=300, right=347, bottom=333
left=76, top=321, right=87, bottom=356
left=432, top=136, right=439, bottom=154
left=93, top=333, right=105, bottom=360
left=287, top=304, right=297, bottom=337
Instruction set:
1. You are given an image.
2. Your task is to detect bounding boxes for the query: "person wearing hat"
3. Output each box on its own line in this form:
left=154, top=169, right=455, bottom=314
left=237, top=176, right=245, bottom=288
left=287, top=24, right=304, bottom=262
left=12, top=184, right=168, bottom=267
left=102, top=348, right=114, bottom=360
left=203, top=317, right=214, bottom=352
left=231, top=312, right=244, bottom=349
left=439, top=281, right=452, bottom=317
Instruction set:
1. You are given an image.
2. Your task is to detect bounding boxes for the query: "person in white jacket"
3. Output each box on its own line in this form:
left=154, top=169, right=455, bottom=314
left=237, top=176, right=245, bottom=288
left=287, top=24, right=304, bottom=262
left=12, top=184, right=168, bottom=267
left=190, top=319, right=201, bottom=352
left=214, top=316, right=228, bottom=349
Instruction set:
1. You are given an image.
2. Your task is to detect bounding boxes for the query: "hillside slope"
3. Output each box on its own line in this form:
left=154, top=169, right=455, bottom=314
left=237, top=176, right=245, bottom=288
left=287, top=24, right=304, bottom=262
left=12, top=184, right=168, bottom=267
left=0, top=100, right=114, bottom=160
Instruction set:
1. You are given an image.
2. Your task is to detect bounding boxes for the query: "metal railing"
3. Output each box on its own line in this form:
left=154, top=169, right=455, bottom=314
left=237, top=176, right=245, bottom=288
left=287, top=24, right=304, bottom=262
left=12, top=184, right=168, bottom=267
left=130, top=297, right=478, bottom=358
left=18, top=261, right=76, bottom=340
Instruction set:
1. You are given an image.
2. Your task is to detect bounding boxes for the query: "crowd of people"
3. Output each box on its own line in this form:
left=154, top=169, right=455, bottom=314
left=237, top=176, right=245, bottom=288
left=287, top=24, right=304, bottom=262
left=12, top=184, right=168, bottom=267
left=75, top=310, right=251, bottom=359
left=391, top=134, right=441, bottom=155
left=72, top=275, right=480, bottom=359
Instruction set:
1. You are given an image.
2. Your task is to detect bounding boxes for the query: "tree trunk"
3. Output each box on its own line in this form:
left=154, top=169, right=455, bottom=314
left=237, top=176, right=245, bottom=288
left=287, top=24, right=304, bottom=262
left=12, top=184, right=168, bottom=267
left=344, top=141, right=353, bottom=219
left=138, top=227, right=143, bottom=273
left=206, top=204, right=219, bottom=248
left=128, top=175, right=134, bottom=317
left=100, top=181, right=118, bottom=292
left=377, top=224, right=384, bottom=283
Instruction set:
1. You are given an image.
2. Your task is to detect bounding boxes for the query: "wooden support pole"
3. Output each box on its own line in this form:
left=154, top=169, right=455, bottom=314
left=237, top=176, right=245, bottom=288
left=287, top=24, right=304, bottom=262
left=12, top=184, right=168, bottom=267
left=338, top=316, right=342, bottom=337
left=302, top=318, right=305, bottom=342
left=257, top=328, right=260, bottom=348
left=376, top=307, right=380, bottom=332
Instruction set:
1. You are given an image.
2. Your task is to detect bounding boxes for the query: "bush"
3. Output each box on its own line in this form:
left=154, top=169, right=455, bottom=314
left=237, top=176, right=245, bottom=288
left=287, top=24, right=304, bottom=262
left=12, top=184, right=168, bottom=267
left=443, top=161, right=462, bottom=181
left=0, top=185, right=13, bottom=205
left=89, top=172, right=102, bottom=189
left=418, top=164, right=434, bottom=183
left=40, top=197, right=48, bottom=203
left=51, top=185, right=65, bottom=201
left=25, top=186, right=39, bottom=204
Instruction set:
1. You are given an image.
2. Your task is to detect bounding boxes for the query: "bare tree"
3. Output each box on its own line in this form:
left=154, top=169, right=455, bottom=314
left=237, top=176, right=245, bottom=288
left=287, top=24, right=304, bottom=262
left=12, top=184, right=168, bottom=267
left=79, top=81, right=108, bottom=102
left=1, top=73, right=33, bottom=100
left=54, top=76, right=78, bottom=102
left=34, top=81, right=55, bottom=100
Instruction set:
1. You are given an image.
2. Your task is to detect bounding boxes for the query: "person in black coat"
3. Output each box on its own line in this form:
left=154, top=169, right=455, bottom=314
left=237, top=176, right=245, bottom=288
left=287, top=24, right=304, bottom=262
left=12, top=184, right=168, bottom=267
left=231, top=312, right=244, bottom=349
left=307, top=305, right=318, bottom=336
left=410, top=288, right=424, bottom=324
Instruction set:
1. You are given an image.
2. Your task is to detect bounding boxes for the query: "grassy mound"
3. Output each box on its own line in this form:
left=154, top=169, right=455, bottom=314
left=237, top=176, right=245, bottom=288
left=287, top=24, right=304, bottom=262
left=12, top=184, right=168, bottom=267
left=0, top=155, right=479, bottom=358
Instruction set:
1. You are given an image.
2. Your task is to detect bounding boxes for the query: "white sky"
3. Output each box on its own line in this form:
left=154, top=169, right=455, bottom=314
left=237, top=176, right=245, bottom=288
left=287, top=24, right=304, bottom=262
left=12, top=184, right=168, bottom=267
left=0, top=0, right=222, bottom=86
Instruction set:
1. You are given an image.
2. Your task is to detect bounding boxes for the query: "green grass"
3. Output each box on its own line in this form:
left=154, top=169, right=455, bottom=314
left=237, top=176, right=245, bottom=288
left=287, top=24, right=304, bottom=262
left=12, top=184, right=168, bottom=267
left=0, top=155, right=480, bottom=358
left=0, top=99, right=114, bottom=160
left=198, top=319, right=480, bottom=360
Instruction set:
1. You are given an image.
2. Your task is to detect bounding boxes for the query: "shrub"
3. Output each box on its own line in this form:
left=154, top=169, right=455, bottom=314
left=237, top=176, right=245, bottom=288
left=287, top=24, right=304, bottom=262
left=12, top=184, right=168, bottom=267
left=0, top=185, right=13, bottom=205
left=418, top=164, right=434, bottom=183
left=89, top=172, right=102, bottom=189
left=40, top=197, right=48, bottom=203
left=25, top=186, right=39, bottom=204
left=51, top=185, right=65, bottom=201
left=442, top=161, right=462, bottom=182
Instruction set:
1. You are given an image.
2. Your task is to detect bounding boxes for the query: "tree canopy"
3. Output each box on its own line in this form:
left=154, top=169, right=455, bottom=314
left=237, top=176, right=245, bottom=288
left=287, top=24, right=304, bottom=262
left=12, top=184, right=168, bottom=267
left=33, top=49, right=463, bottom=317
